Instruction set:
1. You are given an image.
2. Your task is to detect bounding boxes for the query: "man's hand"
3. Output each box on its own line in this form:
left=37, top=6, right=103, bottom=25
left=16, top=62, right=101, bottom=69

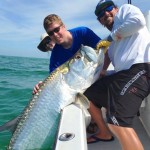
left=32, top=81, right=43, bottom=95
left=96, top=40, right=111, bottom=53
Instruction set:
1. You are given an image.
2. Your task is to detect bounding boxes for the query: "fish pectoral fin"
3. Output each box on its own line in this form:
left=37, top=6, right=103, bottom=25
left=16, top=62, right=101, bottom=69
left=0, top=116, right=20, bottom=133
left=74, top=93, right=90, bottom=109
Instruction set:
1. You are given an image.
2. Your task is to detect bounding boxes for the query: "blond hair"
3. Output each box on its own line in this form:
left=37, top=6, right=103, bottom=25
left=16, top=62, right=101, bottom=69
left=43, top=14, right=63, bottom=30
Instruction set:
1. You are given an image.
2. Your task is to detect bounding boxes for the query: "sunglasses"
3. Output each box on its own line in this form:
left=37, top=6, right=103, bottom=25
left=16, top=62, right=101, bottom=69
left=44, top=38, right=51, bottom=45
left=47, top=25, right=62, bottom=36
left=97, top=5, right=114, bottom=19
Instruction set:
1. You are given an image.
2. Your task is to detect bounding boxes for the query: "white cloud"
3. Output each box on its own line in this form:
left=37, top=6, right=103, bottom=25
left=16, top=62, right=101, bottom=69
left=0, top=0, right=149, bottom=58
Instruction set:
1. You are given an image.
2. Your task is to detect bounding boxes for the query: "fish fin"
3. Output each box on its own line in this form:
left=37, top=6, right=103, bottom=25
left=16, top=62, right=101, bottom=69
left=74, top=93, right=90, bottom=109
left=0, top=116, right=20, bottom=133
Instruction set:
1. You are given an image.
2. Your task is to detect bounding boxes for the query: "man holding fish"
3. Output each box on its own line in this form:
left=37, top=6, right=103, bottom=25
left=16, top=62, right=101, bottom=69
left=86, top=0, right=150, bottom=149
left=33, top=13, right=114, bottom=143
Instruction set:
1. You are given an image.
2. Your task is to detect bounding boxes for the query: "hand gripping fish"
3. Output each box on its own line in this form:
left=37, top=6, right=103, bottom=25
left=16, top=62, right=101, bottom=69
left=0, top=41, right=110, bottom=150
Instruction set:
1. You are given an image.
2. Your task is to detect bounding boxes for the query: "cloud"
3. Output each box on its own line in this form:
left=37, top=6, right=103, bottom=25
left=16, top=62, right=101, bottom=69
left=0, top=0, right=149, bottom=58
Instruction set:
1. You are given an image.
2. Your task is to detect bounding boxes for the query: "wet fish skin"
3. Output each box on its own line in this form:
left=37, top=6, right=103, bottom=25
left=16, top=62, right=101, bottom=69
left=2, top=45, right=104, bottom=150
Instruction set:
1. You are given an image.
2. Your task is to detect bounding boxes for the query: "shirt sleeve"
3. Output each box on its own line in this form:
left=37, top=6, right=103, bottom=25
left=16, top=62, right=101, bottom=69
left=111, top=4, right=146, bottom=41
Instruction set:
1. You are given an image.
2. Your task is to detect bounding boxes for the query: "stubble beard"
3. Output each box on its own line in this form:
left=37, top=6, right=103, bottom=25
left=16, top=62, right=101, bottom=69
left=103, top=16, right=114, bottom=31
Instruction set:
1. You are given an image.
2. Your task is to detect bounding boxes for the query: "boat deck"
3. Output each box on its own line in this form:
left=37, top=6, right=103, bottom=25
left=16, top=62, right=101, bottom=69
left=88, top=116, right=150, bottom=150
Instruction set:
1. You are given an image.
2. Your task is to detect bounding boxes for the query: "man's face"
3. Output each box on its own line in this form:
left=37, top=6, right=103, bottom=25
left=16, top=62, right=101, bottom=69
left=43, top=39, right=55, bottom=51
left=46, top=22, right=65, bottom=44
left=97, top=5, right=118, bottom=30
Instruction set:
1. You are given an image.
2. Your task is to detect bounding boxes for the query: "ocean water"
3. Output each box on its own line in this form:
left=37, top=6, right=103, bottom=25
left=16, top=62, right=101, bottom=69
left=0, top=55, right=50, bottom=149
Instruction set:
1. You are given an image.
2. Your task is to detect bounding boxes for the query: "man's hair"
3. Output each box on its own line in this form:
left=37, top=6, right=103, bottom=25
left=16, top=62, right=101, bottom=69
left=43, top=14, right=63, bottom=30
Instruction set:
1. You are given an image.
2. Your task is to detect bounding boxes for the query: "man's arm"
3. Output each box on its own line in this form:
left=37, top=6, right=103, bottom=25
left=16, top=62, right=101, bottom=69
left=100, top=51, right=111, bottom=77
left=110, top=4, right=146, bottom=41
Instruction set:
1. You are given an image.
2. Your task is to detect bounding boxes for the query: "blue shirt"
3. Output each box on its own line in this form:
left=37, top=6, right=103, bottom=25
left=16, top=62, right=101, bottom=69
left=49, top=26, right=101, bottom=73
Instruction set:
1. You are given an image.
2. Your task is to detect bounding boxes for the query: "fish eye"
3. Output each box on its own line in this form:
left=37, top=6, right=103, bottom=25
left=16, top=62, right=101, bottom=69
left=75, top=54, right=81, bottom=59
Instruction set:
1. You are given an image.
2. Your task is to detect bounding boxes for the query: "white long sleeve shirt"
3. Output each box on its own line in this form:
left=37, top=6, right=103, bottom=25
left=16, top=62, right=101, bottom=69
left=108, top=4, right=150, bottom=72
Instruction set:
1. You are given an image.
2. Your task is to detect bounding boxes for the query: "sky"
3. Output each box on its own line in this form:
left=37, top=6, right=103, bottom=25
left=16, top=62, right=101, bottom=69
left=0, top=0, right=150, bottom=59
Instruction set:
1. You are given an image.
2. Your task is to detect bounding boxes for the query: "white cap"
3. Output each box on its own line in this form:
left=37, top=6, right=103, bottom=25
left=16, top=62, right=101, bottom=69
left=37, top=32, right=50, bottom=52
left=40, top=32, right=49, bottom=41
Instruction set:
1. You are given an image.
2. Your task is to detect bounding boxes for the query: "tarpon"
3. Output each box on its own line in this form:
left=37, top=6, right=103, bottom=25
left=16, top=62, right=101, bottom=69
left=0, top=42, right=109, bottom=150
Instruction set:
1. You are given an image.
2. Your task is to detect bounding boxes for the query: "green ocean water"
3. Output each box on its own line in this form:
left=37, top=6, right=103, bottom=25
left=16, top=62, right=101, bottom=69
left=0, top=55, right=50, bottom=149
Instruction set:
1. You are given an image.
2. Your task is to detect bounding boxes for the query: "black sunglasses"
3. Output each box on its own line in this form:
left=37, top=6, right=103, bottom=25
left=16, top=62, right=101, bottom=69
left=47, top=25, right=62, bottom=36
left=44, top=38, right=51, bottom=45
left=97, top=5, right=114, bottom=19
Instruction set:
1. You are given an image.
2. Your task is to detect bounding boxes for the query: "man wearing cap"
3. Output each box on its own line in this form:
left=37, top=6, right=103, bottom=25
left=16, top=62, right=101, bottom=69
left=37, top=33, right=55, bottom=52
left=86, top=0, right=150, bottom=149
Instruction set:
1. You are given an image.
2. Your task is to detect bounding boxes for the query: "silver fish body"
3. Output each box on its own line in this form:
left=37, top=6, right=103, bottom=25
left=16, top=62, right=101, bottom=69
left=6, top=45, right=104, bottom=150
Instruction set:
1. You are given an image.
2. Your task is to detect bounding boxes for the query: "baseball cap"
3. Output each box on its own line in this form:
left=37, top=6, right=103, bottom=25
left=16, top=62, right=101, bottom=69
left=37, top=33, right=51, bottom=52
left=95, top=0, right=114, bottom=16
left=40, top=32, right=49, bottom=41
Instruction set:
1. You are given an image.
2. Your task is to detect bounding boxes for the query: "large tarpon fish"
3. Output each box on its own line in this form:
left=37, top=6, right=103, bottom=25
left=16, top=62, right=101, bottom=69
left=0, top=42, right=110, bottom=150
